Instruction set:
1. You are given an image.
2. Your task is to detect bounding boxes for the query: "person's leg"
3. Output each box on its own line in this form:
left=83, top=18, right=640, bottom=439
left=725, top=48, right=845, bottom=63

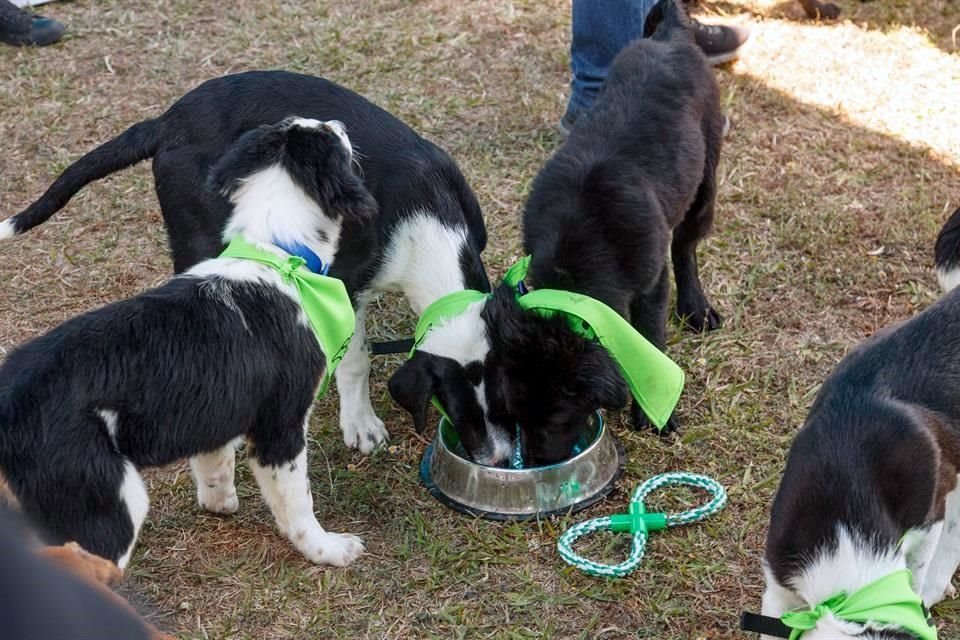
left=566, top=0, right=656, bottom=127
left=0, top=0, right=64, bottom=47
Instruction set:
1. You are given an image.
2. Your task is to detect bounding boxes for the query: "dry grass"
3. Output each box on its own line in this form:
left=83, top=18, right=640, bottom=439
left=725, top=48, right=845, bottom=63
left=1, top=0, right=959, bottom=638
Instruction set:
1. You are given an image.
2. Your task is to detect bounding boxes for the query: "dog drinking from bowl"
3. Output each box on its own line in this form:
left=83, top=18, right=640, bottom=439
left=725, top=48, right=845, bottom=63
left=476, top=0, right=724, bottom=466
left=0, top=70, right=516, bottom=467
left=0, top=118, right=377, bottom=568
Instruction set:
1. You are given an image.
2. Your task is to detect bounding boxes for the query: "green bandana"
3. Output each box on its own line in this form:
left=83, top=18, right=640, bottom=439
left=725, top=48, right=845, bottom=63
left=218, top=236, right=355, bottom=396
left=781, top=570, right=936, bottom=640
left=501, top=256, right=684, bottom=429
left=411, top=256, right=684, bottom=430
left=411, top=290, right=489, bottom=423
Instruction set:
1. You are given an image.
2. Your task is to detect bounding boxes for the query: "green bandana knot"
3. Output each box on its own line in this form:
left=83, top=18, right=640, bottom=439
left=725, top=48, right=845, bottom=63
left=781, top=597, right=844, bottom=638
left=278, top=255, right=309, bottom=283
left=780, top=570, right=937, bottom=640
left=218, top=236, right=356, bottom=397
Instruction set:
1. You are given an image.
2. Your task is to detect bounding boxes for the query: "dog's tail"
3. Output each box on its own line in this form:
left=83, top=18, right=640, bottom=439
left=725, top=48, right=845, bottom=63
left=935, top=206, right=960, bottom=293
left=642, top=0, right=691, bottom=40
left=0, top=118, right=162, bottom=240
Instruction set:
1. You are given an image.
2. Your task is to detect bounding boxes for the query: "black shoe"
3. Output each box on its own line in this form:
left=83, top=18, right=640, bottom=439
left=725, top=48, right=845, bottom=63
left=690, top=20, right=750, bottom=66
left=0, top=0, right=64, bottom=47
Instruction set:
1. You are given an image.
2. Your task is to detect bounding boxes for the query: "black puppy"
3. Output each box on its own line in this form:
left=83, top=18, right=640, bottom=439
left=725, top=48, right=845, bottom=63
left=0, top=71, right=518, bottom=465
left=483, top=0, right=723, bottom=465
left=0, top=118, right=377, bottom=568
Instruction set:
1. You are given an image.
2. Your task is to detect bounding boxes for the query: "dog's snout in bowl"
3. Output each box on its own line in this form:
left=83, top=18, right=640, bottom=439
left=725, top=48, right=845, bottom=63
left=420, top=411, right=625, bottom=520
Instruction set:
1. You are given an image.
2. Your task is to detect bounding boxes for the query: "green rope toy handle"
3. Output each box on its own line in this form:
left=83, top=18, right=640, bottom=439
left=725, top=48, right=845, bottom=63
left=557, top=472, right=726, bottom=578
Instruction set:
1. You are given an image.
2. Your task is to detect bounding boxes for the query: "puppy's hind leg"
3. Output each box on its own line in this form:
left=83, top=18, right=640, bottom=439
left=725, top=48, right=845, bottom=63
left=248, top=406, right=364, bottom=567
left=21, top=439, right=148, bottom=570
left=672, top=170, right=722, bottom=332
left=918, top=477, right=960, bottom=606
left=336, top=306, right=389, bottom=454
left=190, top=442, right=239, bottom=515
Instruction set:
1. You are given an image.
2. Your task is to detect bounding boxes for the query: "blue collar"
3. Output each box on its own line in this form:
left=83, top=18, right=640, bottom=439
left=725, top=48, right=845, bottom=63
left=272, top=240, right=330, bottom=275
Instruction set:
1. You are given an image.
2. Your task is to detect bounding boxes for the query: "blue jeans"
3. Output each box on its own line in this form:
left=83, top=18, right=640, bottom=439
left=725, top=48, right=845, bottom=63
left=568, top=0, right=657, bottom=116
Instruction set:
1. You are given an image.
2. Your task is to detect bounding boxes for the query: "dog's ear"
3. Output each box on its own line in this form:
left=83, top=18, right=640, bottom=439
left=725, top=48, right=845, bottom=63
left=577, top=343, right=629, bottom=410
left=388, top=351, right=440, bottom=434
left=331, top=172, right=378, bottom=224
left=282, top=124, right=377, bottom=224
left=207, top=124, right=287, bottom=198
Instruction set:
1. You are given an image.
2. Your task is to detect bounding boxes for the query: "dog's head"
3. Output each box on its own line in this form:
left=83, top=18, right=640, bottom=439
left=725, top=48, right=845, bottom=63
left=481, top=285, right=628, bottom=465
left=388, top=296, right=517, bottom=466
left=763, top=524, right=930, bottom=640
left=210, top=117, right=377, bottom=246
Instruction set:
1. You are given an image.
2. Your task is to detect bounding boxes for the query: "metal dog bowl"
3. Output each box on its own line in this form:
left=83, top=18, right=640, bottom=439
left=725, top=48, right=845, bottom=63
left=420, top=412, right=625, bottom=520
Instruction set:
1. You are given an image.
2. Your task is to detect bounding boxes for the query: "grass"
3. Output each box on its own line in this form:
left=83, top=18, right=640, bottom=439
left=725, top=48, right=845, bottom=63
left=1, top=0, right=959, bottom=638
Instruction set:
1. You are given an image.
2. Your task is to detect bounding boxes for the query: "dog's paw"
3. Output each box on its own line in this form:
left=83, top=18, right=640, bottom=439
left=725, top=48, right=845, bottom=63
left=677, top=305, right=723, bottom=333
left=946, top=582, right=957, bottom=599
left=198, top=486, right=239, bottom=515
left=304, top=532, right=365, bottom=567
left=340, top=407, right=389, bottom=454
left=630, top=404, right=680, bottom=435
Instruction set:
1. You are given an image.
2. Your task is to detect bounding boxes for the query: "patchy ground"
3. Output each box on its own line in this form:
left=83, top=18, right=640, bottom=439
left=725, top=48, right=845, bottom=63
left=1, top=0, right=959, bottom=638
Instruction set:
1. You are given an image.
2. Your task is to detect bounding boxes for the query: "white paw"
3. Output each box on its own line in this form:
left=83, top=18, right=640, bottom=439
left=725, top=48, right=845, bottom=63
left=303, top=531, right=365, bottom=567
left=946, top=582, right=957, bottom=599
left=198, top=486, right=239, bottom=515
left=340, top=407, right=389, bottom=454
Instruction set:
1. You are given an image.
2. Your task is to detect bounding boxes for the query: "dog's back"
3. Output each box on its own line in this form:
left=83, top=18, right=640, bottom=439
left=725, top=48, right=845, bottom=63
left=564, top=0, right=720, bottom=220
left=522, top=0, right=722, bottom=315
left=2, top=71, right=486, bottom=278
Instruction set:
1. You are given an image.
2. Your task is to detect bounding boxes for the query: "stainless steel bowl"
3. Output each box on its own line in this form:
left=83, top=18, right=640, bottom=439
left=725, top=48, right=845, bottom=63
left=420, top=412, right=624, bottom=520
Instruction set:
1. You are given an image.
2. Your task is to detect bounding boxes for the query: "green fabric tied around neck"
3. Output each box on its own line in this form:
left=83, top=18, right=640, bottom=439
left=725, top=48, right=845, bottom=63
left=219, top=236, right=355, bottom=397
left=411, top=256, right=685, bottom=430
left=412, top=289, right=489, bottom=422
left=501, top=256, right=684, bottom=430
left=781, top=569, right=936, bottom=640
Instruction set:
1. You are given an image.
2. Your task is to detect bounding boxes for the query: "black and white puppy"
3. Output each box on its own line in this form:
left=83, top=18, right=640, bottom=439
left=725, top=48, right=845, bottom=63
left=0, top=118, right=378, bottom=568
left=759, top=225, right=960, bottom=637
left=483, top=0, right=723, bottom=465
left=0, top=71, right=515, bottom=465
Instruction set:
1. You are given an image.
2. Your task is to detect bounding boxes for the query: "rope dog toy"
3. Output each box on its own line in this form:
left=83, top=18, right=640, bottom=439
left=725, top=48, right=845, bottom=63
left=557, top=472, right=726, bottom=578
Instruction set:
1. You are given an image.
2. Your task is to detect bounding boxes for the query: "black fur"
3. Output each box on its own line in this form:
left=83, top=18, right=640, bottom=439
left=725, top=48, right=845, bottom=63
left=0, top=121, right=376, bottom=564
left=934, top=207, right=960, bottom=280
left=765, top=285, right=960, bottom=617
left=3, top=70, right=498, bottom=462
left=483, top=287, right=629, bottom=465
left=485, top=0, right=723, bottom=461
left=4, top=70, right=488, bottom=295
